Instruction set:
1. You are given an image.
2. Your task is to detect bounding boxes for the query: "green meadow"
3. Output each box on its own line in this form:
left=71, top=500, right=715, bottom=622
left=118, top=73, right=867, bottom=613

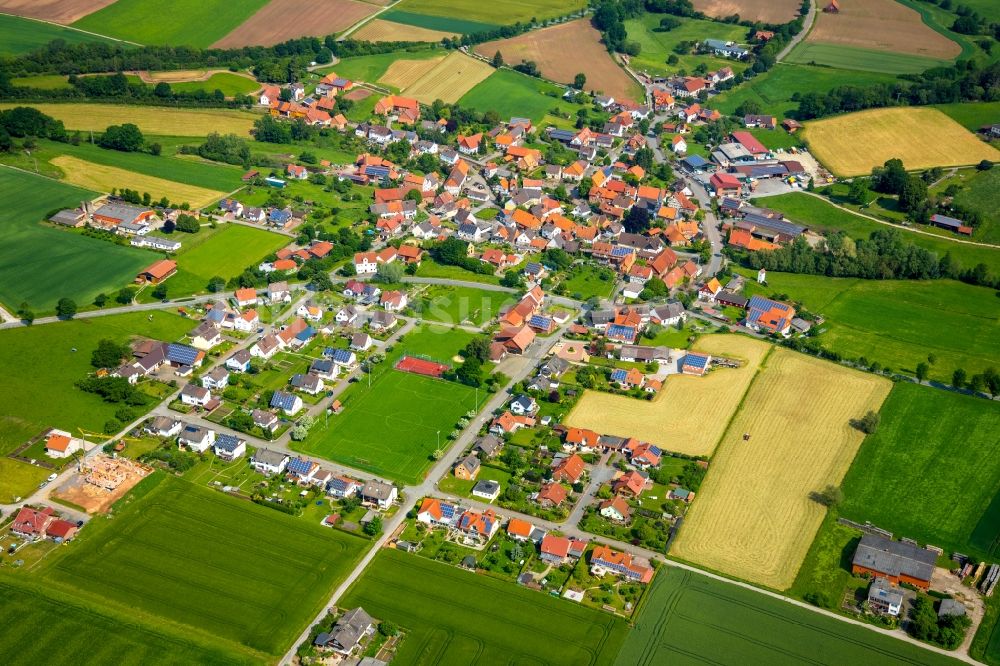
left=0, top=14, right=120, bottom=56
left=785, top=42, right=949, bottom=75
left=625, top=14, right=750, bottom=78
left=459, top=69, right=580, bottom=124
left=319, top=48, right=443, bottom=86
left=73, top=0, right=269, bottom=47
left=414, top=284, right=516, bottom=326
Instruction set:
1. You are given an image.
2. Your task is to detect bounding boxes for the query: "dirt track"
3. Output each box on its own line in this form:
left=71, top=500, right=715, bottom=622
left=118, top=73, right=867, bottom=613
left=212, top=0, right=378, bottom=48
left=0, top=0, right=116, bottom=24
left=475, top=19, right=641, bottom=104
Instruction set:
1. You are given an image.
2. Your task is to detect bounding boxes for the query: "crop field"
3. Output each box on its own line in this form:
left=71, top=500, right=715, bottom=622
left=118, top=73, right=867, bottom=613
left=624, top=14, right=750, bottom=79
left=162, top=72, right=260, bottom=96
left=566, top=335, right=770, bottom=457
left=414, top=285, right=516, bottom=326
left=742, top=271, right=1000, bottom=382
left=0, top=13, right=119, bottom=55
left=400, top=51, right=494, bottom=104
left=388, top=0, right=584, bottom=28
left=713, top=63, right=899, bottom=118
left=759, top=192, right=1000, bottom=273
left=476, top=19, right=642, bottom=103
left=297, top=326, right=478, bottom=484
left=839, top=382, right=1000, bottom=559
left=935, top=101, right=1000, bottom=131
left=380, top=9, right=497, bottom=35
left=804, top=107, right=1000, bottom=177
left=0, top=310, right=192, bottom=502
left=39, top=474, right=367, bottom=657
left=212, top=0, right=378, bottom=48
left=0, top=0, right=115, bottom=24
left=785, top=42, right=948, bottom=75
left=618, top=568, right=957, bottom=666
left=165, top=224, right=287, bottom=297
left=0, top=103, right=257, bottom=136
left=690, top=0, right=801, bottom=24
left=73, top=0, right=269, bottom=47
left=459, top=69, right=580, bottom=124
left=671, top=349, right=891, bottom=589
left=341, top=549, right=628, bottom=665
left=351, top=18, right=456, bottom=42
left=0, top=579, right=249, bottom=666
left=322, top=48, right=443, bottom=85
left=0, top=168, right=151, bottom=313
left=380, top=55, right=446, bottom=90
left=50, top=155, right=226, bottom=208
left=801, top=0, right=960, bottom=61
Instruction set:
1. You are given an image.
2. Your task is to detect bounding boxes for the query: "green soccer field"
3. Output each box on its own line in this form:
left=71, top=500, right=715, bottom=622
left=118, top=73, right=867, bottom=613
left=741, top=270, right=1000, bottom=382
left=73, top=0, right=269, bottom=47
left=342, top=549, right=628, bottom=664
left=839, top=382, right=1000, bottom=560
left=37, top=473, right=368, bottom=658
left=618, top=567, right=958, bottom=665
left=0, top=168, right=151, bottom=313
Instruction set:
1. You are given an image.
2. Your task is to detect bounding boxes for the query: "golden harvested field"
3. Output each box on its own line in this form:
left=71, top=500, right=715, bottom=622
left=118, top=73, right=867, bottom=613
left=380, top=56, right=445, bottom=90
left=212, top=0, right=378, bottom=48
left=0, top=0, right=116, bottom=23
left=671, top=350, right=891, bottom=590
left=51, top=156, right=226, bottom=208
left=475, top=19, right=642, bottom=103
left=566, top=335, right=770, bottom=457
left=137, top=69, right=236, bottom=82
left=0, top=103, right=258, bottom=137
left=403, top=51, right=494, bottom=104
left=805, top=0, right=960, bottom=59
left=691, top=0, right=800, bottom=24
left=805, top=107, right=1000, bottom=176
left=351, top=18, right=455, bottom=42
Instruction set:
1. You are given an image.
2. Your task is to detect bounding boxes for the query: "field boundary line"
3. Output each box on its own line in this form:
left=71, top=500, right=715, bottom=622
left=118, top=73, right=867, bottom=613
left=0, top=11, right=142, bottom=46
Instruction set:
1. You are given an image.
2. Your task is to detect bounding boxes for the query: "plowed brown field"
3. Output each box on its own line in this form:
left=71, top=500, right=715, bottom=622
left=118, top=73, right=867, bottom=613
left=212, top=0, right=378, bottom=48
left=691, top=0, right=801, bottom=24
left=805, top=0, right=960, bottom=59
left=671, top=349, right=891, bottom=590
left=475, top=19, right=641, bottom=103
left=0, top=0, right=116, bottom=23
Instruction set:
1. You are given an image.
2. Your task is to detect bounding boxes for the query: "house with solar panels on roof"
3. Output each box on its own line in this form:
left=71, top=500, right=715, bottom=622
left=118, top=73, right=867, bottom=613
left=527, top=313, right=556, bottom=335
left=178, top=423, right=215, bottom=453
left=681, top=352, right=711, bottom=376
left=270, top=390, right=304, bottom=416
left=286, top=456, right=320, bottom=485
left=744, top=295, right=796, bottom=337
left=417, top=497, right=458, bottom=528
left=213, top=433, right=246, bottom=461
left=606, top=323, right=638, bottom=344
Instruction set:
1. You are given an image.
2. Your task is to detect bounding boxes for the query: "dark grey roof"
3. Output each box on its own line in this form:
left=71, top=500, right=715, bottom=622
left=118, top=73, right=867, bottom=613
left=331, top=607, right=374, bottom=651
left=474, top=435, right=503, bottom=456
left=852, top=533, right=936, bottom=582
left=362, top=479, right=394, bottom=500
left=938, top=599, right=966, bottom=618
left=473, top=479, right=500, bottom=495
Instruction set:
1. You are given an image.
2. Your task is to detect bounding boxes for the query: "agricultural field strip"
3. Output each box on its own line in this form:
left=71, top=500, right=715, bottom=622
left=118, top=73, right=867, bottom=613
left=0, top=103, right=257, bottom=137
left=402, top=51, right=494, bottom=104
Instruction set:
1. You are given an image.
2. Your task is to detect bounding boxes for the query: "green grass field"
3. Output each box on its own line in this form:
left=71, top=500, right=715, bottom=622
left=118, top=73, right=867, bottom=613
left=164, top=223, right=288, bottom=298
left=459, top=69, right=581, bottom=124
left=381, top=9, right=498, bottom=34
left=320, top=48, right=443, bottom=86
left=414, top=259, right=502, bottom=284
left=949, top=168, right=1000, bottom=244
left=759, top=192, right=1000, bottom=273
left=785, top=42, right=950, bottom=75
left=73, top=0, right=269, bottom=47
left=0, top=578, right=250, bottom=666
left=839, top=382, right=1000, bottom=559
left=559, top=263, right=617, bottom=300
left=0, top=14, right=121, bottom=55
left=342, top=548, right=628, bottom=664
left=388, top=0, right=584, bottom=28
left=0, top=168, right=151, bottom=313
left=415, top=285, right=515, bottom=326
left=0, top=138, right=244, bottom=192
left=166, top=72, right=261, bottom=96
left=619, top=567, right=957, bottom=665
left=934, top=102, right=1000, bottom=131
left=296, top=326, right=479, bottom=484
left=10, top=74, right=74, bottom=89
left=625, top=15, right=750, bottom=79
left=742, top=270, right=1000, bottom=381
left=713, top=64, right=900, bottom=118
left=39, top=473, right=367, bottom=657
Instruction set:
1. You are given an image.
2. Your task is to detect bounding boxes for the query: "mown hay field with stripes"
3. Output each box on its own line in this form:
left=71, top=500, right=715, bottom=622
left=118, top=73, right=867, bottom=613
left=804, top=107, right=1000, bottom=176
left=566, top=335, right=770, bottom=457
left=37, top=473, right=368, bottom=658
left=351, top=18, right=456, bottom=42
left=671, top=349, right=891, bottom=590
left=342, top=548, right=629, bottom=665
left=379, top=55, right=446, bottom=90
left=401, top=51, right=494, bottom=104
left=50, top=155, right=226, bottom=208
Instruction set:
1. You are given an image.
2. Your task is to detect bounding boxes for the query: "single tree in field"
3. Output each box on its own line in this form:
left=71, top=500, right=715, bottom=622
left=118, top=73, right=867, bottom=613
left=574, top=72, right=587, bottom=89
left=492, top=51, right=504, bottom=68
left=850, top=410, right=880, bottom=434
left=915, top=362, right=929, bottom=382
left=56, top=297, right=77, bottom=319
left=952, top=368, right=967, bottom=389
left=809, top=485, right=843, bottom=507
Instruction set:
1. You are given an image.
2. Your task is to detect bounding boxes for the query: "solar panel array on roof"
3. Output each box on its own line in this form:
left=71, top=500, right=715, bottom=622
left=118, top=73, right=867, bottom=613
left=610, top=246, right=633, bottom=257
left=747, top=215, right=805, bottom=237
left=215, top=433, right=241, bottom=452
left=271, top=391, right=297, bottom=411
left=606, top=324, right=636, bottom=339
left=166, top=343, right=200, bottom=366
left=295, top=326, right=315, bottom=341
left=683, top=155, right=709, bottom=168
left=610, top=369, right=628, bottom=381
left=287, top=457, right=312, bottom=474
left=548, top=129, right=576, bottom=142
left=365, top=166, right=390, bottom=177
left=528, top=315, right=553, bottom=329
left=648, top=445, right=662, bottom=456
left=683, top=353, right=710, bottom=369
left=331, top=349, right=354, bottom=363
left=440, top=502, right=457, bottom=521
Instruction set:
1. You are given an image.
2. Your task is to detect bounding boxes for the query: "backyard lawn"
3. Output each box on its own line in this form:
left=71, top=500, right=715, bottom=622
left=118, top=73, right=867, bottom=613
left=558, top=263, right=617, bottom=300
left=414, top=284, right=516, bottom=327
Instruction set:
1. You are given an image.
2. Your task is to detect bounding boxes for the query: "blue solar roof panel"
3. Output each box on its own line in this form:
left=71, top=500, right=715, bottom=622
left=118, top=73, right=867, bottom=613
left=166, top=343, right=200, bottom=366
left=331, top=349, right=353, bottom=363
left=215, top=433, right=240, bottom=451
left=296, top=326, right=315, bottom=342
left=287, top=457, right=312, bottom=474
left=607, top=324, right=635, bottom=339
left=528, top=315, right=552, bottom=328
left=440, top=503, right=456, bottom=521
left=684, top=354, right=710, bottom=369
left=610, top=369, right=628, bottom=381
left=271, top=391, right=297, bottom=410
left=610, top=246, right=633, bottom=257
